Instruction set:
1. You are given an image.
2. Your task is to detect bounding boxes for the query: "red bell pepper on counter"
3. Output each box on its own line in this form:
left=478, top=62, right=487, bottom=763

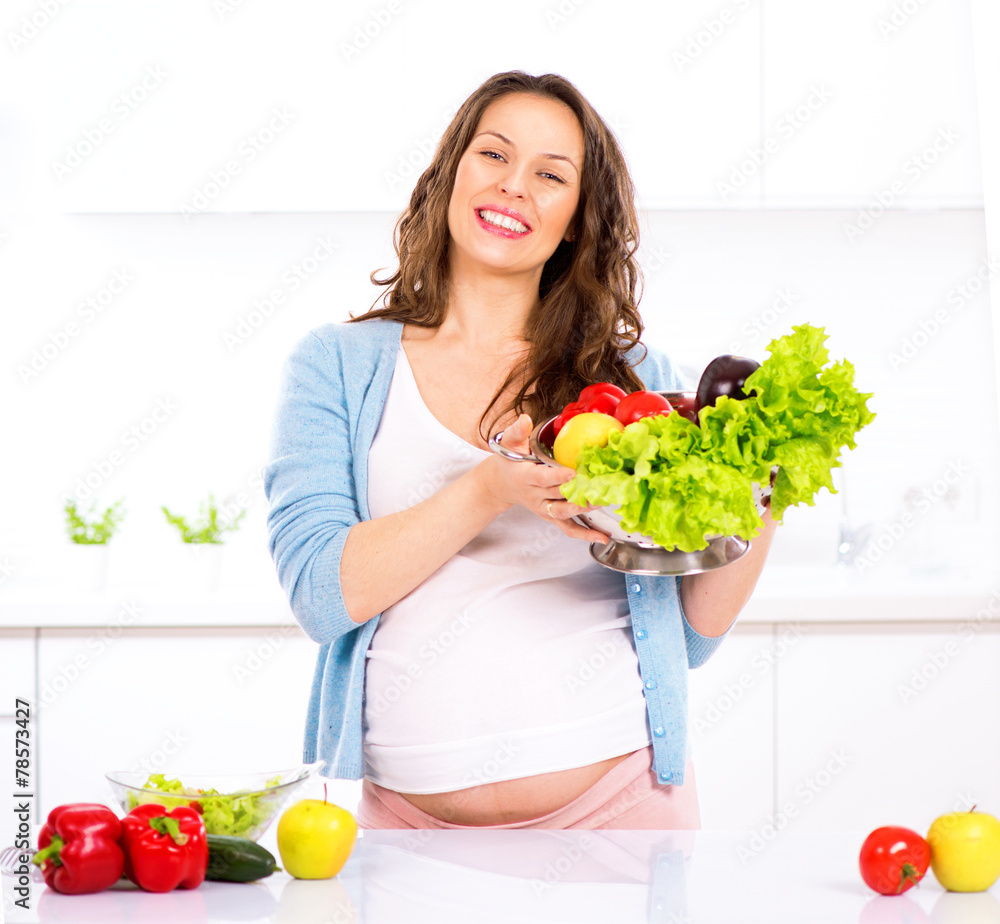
left=32, top=803, right=124, bottom=894
left=120, top=803, right=208, bottom=892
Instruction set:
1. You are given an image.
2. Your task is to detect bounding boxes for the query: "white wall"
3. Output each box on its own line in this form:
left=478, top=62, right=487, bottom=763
left=2, top=207, right=996, bottom=585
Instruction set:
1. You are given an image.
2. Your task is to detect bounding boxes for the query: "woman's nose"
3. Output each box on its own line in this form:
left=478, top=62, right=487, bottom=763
left=498, top=168, right=526, bottom=198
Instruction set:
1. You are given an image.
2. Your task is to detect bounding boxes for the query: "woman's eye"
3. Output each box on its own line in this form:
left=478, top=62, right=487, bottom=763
left=477, top=150, right=564, bottom=184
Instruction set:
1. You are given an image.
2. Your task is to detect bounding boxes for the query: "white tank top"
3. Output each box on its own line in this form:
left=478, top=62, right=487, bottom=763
left=363, top=345, right=651, bottom=794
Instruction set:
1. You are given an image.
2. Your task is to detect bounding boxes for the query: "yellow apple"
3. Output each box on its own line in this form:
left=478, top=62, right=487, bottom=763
left=552, top=412, right=624, bottom=469
left=276, top=796, right=358, bottom=880
left=927, top=809, right=1000, bottom=892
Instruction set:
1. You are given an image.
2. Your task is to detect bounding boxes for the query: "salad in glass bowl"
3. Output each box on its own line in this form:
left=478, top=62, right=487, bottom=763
left=105, top=764, right=322, bottom=841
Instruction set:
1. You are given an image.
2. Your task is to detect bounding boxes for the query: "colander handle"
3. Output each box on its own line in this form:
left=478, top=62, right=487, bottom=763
left=488, top=429, right=546, bottom=464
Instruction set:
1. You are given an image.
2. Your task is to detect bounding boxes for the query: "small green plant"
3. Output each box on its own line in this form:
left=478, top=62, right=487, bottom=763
left=64, top=498, right=126, bottom=544
left=161, top=493, right=245, bottom=544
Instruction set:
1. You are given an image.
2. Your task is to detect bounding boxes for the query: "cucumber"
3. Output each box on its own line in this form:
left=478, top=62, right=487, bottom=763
left=206, top=835, right=281, bottom=882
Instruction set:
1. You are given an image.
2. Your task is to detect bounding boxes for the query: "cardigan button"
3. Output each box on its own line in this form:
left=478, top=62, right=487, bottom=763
left=644, top=679, right=657, bottom=690
left=653, top=725, right=665, bottom=737
left=631, top=582, right=641, bottom=593
left=635, top=629, right=647, bottom=640
left=659, top=770, right=672, bottom=782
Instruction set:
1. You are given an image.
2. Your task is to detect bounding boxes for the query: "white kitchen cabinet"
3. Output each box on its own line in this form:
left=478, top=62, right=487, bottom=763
left=35, top=627, right=321, bottom=811
left=760, top=0, right=982, bottom=206
left=8, top=1, right=979, bottom=213
left=687, top=624, right=776, bottom=830
left=774, top=623, right=1000, bottom=835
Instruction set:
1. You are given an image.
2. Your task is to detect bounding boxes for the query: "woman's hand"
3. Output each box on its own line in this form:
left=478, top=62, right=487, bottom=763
left=477, top=413, right=610, bottom=544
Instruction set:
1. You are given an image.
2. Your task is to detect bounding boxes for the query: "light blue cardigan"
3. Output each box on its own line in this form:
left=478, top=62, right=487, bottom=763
left=262, top=318, right=729, bottom=787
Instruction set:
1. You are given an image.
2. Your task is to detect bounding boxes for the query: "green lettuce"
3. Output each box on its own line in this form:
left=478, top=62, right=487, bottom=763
left=127, top=772, right=284, bottom=838
left=560, top=323, right=875, bottom=551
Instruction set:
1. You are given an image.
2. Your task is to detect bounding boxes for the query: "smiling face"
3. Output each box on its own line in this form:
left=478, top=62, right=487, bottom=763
left=446, top=92, right=585, bottom=281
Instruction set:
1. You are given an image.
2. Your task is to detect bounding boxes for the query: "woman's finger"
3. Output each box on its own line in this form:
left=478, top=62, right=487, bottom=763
left=554, top=518, right=610, bottom=544
left=541, top=498, right=610, bottom=544
left=504, top=413, right=533, bottom=452
left=542, top=497, right=587, bottom=520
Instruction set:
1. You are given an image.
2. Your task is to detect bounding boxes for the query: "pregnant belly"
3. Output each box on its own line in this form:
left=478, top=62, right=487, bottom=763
left=396, top=750, right=638, bottom=825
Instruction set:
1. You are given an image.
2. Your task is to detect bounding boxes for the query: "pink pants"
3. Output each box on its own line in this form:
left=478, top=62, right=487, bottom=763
left=356, top=747, right=701, bottom=830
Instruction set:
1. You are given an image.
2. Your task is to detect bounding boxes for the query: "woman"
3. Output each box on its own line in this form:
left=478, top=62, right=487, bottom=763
left=264, top=71, right=778, bottom=829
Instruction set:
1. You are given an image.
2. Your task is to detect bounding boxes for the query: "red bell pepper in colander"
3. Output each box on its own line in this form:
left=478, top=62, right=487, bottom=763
left=120, top=803, right=208, bottom=892
left=32, top=803, right=124, bottom=894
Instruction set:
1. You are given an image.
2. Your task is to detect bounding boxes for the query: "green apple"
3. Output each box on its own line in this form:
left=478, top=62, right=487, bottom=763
left=927, top=809, right=1000, bottom=892
left=276, top=796, right=357, bottom=880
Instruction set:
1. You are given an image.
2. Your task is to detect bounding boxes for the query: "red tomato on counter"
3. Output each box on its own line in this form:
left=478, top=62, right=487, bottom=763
left=858, top=826, right=930, bottom=895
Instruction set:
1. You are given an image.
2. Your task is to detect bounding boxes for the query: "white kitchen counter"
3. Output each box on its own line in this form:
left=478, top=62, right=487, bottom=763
left=3, top=826, right=997, bottom=924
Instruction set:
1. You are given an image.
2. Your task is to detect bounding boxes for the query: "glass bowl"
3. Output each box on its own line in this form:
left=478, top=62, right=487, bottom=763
left=105, top=763, right=322, bottom=841
left=489, top=391, right=769, bottom=575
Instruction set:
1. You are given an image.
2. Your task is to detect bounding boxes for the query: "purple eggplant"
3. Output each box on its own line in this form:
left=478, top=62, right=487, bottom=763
left=695, top=354, right=761, bottom=412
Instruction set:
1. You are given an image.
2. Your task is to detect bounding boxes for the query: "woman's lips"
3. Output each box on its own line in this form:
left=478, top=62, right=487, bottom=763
left=475, top=208, right=532, bottom=239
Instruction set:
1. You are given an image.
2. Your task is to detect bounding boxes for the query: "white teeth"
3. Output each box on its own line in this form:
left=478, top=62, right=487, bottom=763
left=478, top=209, right=528, bottom=233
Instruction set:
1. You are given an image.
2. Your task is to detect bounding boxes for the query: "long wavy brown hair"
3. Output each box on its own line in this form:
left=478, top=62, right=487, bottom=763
left=349, top=70, right=649, bottom=440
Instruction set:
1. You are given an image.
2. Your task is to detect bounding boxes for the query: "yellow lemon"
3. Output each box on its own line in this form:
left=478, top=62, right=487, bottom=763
left=276, top=798, right=358, bottom=880
left=552, top=412, right=624, bottom=468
